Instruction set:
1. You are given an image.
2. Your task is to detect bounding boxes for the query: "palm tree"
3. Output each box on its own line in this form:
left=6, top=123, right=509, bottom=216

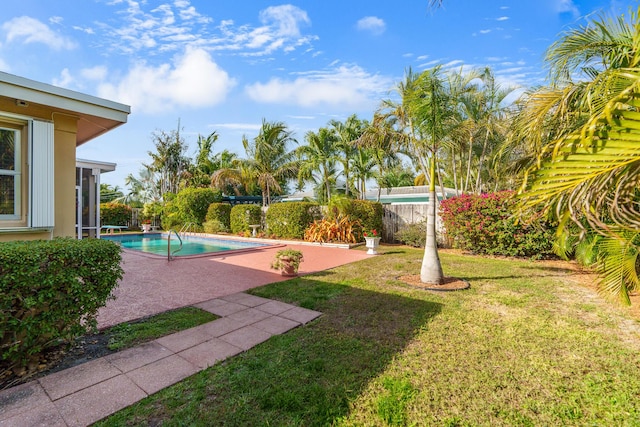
left=350, top=146, right=377, bottom=198
left=362, top=67, right=456, bottom=285
left=516, top=7, right=640, bottom=304
left=329, top=115, right=368, bottom=197
left=221, top=120, right=298, bottom=206
left=297, top=127, right=340, bottom=204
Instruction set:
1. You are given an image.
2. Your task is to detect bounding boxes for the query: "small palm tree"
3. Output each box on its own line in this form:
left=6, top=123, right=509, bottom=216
left=297, top=127, right=340, bottom=204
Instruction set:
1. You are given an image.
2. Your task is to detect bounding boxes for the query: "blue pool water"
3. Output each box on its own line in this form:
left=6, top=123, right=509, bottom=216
left=102, top=233, right=270, bottom=257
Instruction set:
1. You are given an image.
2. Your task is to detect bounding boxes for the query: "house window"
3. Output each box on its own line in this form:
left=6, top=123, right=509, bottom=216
left=0, top=121, right=26, bottom=222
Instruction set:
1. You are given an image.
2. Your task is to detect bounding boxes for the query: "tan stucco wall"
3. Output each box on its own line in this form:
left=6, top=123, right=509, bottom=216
left=0, top=101, right=79, bottom=241
left=53, top=115, right=77, bottom=238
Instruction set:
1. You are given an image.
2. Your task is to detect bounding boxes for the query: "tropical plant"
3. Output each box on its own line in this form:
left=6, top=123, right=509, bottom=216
left=146, top=122, right=191, bottom=197
left=214, top=120, right=298, bottom=206
left=515, top=7, right=640, bottom=303
left=304, top=215, right=360, bottom=244
left=297, top=127, right=340, bottom=204
left=329, top=115, right=368, bottom=197
left=365, top=66, right=455, bottom=285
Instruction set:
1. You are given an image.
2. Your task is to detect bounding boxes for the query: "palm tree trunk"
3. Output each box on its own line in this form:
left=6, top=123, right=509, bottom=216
left=464, top=136, right=474, bottom=193
left=420, top=155, right=444, bottom=284
left=475, top=129, right=490, bottom=193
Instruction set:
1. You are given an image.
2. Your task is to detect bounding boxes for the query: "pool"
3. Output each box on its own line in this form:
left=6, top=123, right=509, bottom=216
left=102, top=233, right=273, bottom=257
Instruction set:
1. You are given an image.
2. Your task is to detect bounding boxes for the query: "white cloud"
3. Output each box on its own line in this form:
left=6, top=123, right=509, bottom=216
left=2, top=16, right=76, bottom=50
left=479, top=29, right=492, bottom=34
left=245, top=64, right=392, bottom=110
left=99, top=2, right=315, bottom=57
left=81, top=66, right=108, bottom=81
left=97, top=47, right=236, bottom=114
left=496, top=16, right=509, bottom=21
left=0, top=57, right=10, bottom=72
left=357, top=16, right=386, bottom=35
left=555, top=0, right=579, bottom=17
left=53, top=68, right=74, bottom=88
left=259, top=5, right=310, bottom=37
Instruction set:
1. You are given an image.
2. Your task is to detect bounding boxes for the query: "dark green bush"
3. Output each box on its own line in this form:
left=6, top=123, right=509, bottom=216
left=0, top=238, right=123, bottom=373
left=439, top=191, right=556, bottom=259
left=395, top=221, right=427, bottom=248
left=173, top=187, right=223, bottom=225
left=342, top=200, right=384, bottom=241
left=100, top=202, right=131, bottom=226
left=206, top=203, right=232, bottom=230
left=230, top=204, right=262, bottom=234
left=266, top=202, right=321, bottom=239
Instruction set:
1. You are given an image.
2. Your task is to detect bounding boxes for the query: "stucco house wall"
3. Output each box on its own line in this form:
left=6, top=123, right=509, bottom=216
left=0, top=72, right=130, bottom=242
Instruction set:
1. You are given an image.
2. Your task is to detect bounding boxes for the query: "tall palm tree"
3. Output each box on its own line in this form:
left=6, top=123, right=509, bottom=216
left=297, top=127, right=340, bottom=204
left=516, top=7, right=640, bottom=303
left=329, top=115, right=368, bottom=197
left=362, top=67, right=455, bottom=285
left=218, top=120, right=298, bottom=206
left=350, top=146, right=377, bottom=198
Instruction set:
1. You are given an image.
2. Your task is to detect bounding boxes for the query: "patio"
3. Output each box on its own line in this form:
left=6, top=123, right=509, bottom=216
left=98, top=243, right=371, bottom=328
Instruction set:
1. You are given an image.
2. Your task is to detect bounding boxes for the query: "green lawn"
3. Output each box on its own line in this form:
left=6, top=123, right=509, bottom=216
left=97, top=247, right=640, bottom=426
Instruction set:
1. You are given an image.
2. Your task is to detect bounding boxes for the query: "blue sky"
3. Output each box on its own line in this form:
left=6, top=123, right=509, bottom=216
left=0, top=0, right=634, bottom=190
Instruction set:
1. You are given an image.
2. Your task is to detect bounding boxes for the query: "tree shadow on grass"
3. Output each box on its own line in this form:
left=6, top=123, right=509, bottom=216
left=97, top=282, right=442, bottom=426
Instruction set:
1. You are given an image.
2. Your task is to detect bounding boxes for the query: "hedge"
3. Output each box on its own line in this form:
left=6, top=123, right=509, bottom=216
left=230, top=204, right=262, bottom=234
left=342, top=200, right=384, bottom=240
left=266, top=202, right=321, bottom=239
left=203, top=203, right=232, bottom=234
left=0, top=238, right=123, bottom=373
left=174, top=187, right=223, bottom=225
left=100, top=202, right=131, bottom=226
left=439, top=191, right=556, bottom=258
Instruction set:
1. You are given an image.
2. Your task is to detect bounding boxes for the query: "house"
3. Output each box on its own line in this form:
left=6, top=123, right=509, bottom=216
left=0, top=72, right=130, bottom=242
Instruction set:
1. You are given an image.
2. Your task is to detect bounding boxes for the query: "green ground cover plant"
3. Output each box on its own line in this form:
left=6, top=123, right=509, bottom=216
left=97, top=247, right=640, bottom=426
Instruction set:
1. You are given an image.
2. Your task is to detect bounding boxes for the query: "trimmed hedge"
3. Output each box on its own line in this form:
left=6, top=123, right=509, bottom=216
left=100, top=202, right=131, bottom=226
left=206, top=203, right=232, bottom=230
left=174, top=187, right=223, bottom=225
left=0, top=238, right=123, bottom=372
left=230, top=204, right=262, bottom=234
left=266, top=202, right=321, bottom=239
left=343, top=200, right=384, bottom=240
left=439, top=191, right=555, bottom=258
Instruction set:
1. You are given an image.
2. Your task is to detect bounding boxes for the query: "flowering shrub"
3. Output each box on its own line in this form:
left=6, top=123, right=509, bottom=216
left=439, top=191, right=556, bottom=259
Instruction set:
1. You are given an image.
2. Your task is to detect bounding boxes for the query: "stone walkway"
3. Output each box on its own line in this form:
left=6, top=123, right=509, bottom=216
left=0, top=292, right=322, bottom=427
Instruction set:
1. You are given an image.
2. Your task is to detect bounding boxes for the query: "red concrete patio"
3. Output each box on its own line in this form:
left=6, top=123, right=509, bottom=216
left=98, top=242, right=371, bottom=328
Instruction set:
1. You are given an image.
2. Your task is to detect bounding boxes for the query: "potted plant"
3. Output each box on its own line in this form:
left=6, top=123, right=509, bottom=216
left=363, top=229, right=381, bottom=255
left=271, top=248, right=304, bottom=276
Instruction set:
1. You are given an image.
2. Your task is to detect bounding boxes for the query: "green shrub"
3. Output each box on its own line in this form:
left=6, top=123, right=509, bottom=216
left=342, top=200, right=384, bottom=241
left=206, top=203, right=232, bottom=230
left=100, top=202, right=131, bottom=226
left=267, top=202, right=321, bottom=239
left=395, top=221, right=427, bottom=248
left=203, top=219, right=227, bottom=234
left=230, top=204, right=262, bottom=234
left=173, top=187, right=223, bottom=225
left=0, top=238, right=123, bottom=373
left=439, top=191, right=556, bottom=259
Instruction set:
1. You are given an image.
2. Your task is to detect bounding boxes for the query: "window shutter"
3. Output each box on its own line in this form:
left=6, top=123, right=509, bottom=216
left=30, top=119, right=54, bottom=228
